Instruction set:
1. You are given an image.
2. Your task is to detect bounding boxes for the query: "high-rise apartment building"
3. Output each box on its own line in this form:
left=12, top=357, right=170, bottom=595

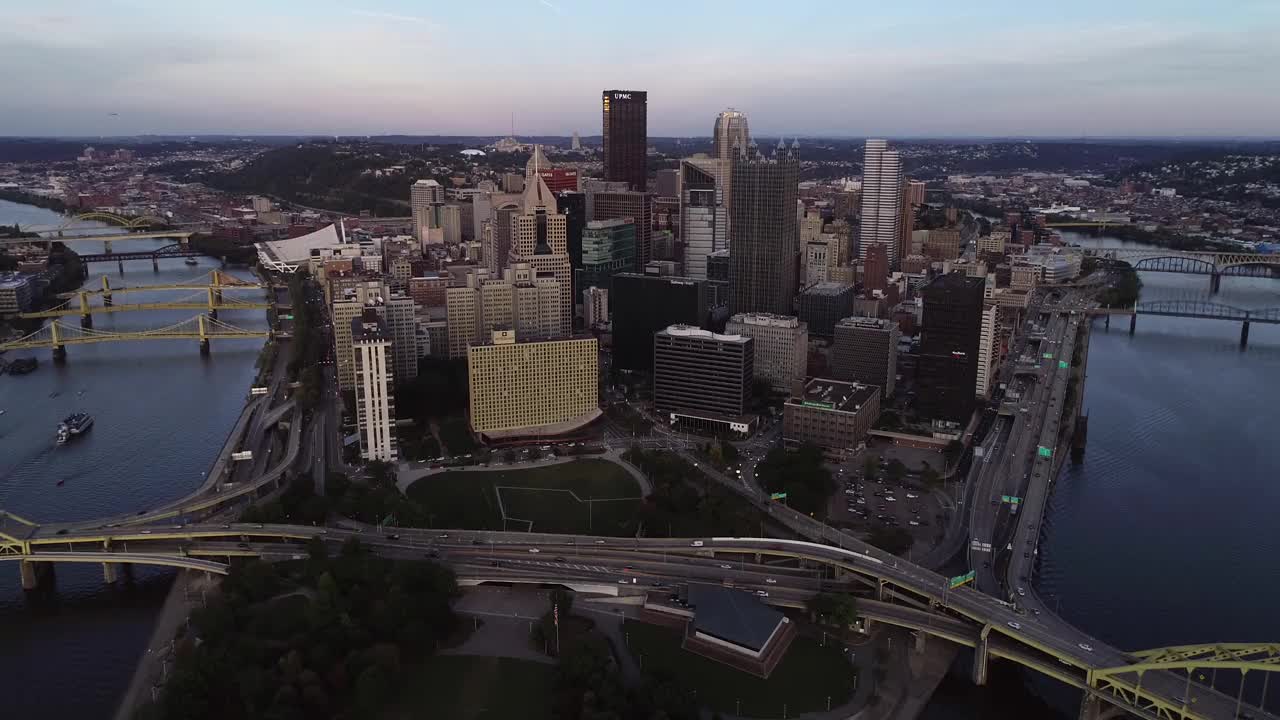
left=332, top=280, right=416, bottom=390
left=468, top=334, right=600, bottom=441
left=611, top=271, right=707, bottom=371
left=383, top=294, right=419, bottom=384
left=916, top=273, right=986, bottom=424
left=679, top=157, right=728, bottom=279
left=728, top=145, right=800, bottom=316
left=510, top=174, right=572, bottom=337
left=832, top=317, right=900, bottom=397
left=352, top=310, right=397, bottom=462
left=441, top=204, right=463, bottom=245
left=602, top=89, right=647, bottom=191
left=410, top=179, right=445, bottom=242
left=898, top=180, right=924, bottom=264
left=653, top=325, right=755, bottom=435
left=583, top=286, right=609, bottom=327
left=725, top=313, right=808, bottom=392
left=976, top=304, right=1000, bottom=400
left=857, top=139, right=904, bottom=269
left=588, top=190, right=652, bottom=270
left=575, top=218, right=636, bottom=295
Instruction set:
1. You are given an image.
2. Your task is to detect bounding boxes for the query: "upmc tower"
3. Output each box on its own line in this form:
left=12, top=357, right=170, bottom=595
left=602, top=90, right=648, bottom=191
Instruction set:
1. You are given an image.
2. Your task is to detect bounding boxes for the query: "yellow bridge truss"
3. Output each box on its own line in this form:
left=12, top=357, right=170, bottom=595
left=1086, top=644, right=1280, bottom=719
left=0, top=314, right=270, bottom=351
left=57, top=270, right=265, bottom=298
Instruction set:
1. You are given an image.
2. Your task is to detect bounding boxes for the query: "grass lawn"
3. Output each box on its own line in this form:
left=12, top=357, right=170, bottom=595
left=404, top=459, right=643, bottom=536
left=382, top=655, right=555, bottom=720
left=622, top=619, right=855, bottom=718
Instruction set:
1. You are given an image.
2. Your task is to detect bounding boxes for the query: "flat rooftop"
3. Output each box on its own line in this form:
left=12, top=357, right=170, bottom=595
left=794, top=378, right=879, bottom=413
left=687, top=583, right=785, bottom=653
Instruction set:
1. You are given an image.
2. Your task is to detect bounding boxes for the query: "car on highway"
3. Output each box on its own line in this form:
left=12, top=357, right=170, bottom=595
left=1078, top=643, right=1093, bottom=652
left=1017, top=587, right=1026, bottom=596
left=1007, top=621, right=1022, bottom=630
left=719, top=564, right=732, bottom=569
left=756, top=590, right=769, bottom=597
left=765, top=578, right=777, bottom=584
left=528, top=548, right=540, bottom=553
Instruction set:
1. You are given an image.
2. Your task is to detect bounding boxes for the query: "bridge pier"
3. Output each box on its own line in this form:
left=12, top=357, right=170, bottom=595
left=152, top=256, right=159, bottom=272
left=117, top=259, right=124, bottom=275
left=1211, top=272, right=1221, bottom=294
left=80, top=314, right=93, bottom=328
left=1077, top=694, right=1103, bottom=720
left=1128, top=313, right=1136, bottom=336
left=1104, top=314, right=1109, bottom=329
left=52, top=345, right=67, bottom=363
left=19, top=560, right=38, bottom=590
left=1241, top=320, right=1250, bottom=349
left=972, top=625, right=991, bottom=686
left=103, top=562, right=119, bottom=584
left=199, top=339, right=211, bottom=356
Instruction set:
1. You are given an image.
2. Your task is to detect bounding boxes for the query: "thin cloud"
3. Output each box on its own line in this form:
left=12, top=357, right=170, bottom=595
left=350, top=9, right=432, bottom=24
left=538, top=0, right=563, bottom=15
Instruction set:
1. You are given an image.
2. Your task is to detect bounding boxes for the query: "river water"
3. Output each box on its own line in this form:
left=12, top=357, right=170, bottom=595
left=0, top=199, right=268, bottom=719
left=924, top=233, right=1280, bottom=718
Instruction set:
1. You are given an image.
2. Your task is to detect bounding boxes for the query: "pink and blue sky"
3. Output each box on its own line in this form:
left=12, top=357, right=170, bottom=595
left=1, top=0, right=1277, bottom=137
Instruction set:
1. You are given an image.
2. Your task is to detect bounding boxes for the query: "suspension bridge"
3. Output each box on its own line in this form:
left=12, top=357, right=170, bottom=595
left=0, top=314, right=272, bottom=360
left=21, top=272, right=272, bottom=326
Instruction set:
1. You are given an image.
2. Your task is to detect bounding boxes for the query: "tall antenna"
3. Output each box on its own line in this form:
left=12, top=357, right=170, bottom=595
left=510, top=112, right=515, bottom=139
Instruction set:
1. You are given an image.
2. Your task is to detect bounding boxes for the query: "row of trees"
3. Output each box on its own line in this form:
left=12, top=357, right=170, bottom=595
left=625, top=448, right=762, bottom=537
left=135, top=538, right=458, bottom=720
left=285, top=271, right=325, bottom=411
left=755, top=444, right=836, bottom=518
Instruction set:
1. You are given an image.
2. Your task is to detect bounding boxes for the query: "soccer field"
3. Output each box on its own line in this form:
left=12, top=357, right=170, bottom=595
left=404, top=459, right=644, bottom=536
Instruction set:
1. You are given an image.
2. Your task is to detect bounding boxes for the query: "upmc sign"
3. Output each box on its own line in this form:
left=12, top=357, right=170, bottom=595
left=612, top=93, right=631, bottom=100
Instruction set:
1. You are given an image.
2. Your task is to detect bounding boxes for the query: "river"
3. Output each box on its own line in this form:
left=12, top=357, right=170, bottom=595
left=924, top=232, right=1280, bottom=718
left=0, top=199, right=268, bottom=719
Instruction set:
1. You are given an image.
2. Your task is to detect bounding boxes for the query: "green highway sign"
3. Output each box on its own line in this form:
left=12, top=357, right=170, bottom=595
left=281, top=314, right=294, bottom=320
left=1038, top=446, right=1053, bottom=458
left=1043, top=353, right=1054, bottom=359
left=1001, top=495, right=1022, bottom=504
left=949, top=570, right=976, bottom=588
left=770, top=492, right=788, bottom=501
left=1058, top=360, right=1069, bottom=369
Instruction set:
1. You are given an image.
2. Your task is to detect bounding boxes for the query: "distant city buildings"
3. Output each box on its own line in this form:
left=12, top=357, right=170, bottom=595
left=588, top=190, right=652, bottom=271
left=575, top=218, right=636, bottom=295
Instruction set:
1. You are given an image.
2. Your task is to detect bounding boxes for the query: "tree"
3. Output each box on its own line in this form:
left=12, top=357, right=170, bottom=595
left=866, top=526, right=914, bottom=556
left=502, top=449, right=517, bottom=464
left=885, top=459, right=906, bottom=483
left=354, top=666, right=390, bottom=716
left=943, top=440, right=964, bottom=466
left=863, top=455, right=880, bottom=480
left=920, top=463, right=942, bottom=487
left=808, top=592, right=859, bottom=627
left=528, top=446, right=542, bottom=461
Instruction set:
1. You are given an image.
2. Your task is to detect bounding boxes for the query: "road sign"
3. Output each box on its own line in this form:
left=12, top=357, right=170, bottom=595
left=1037, top=446, right=1053, bottom=458
left=1000, top=495, right=1022, bottom=504
left=770, top=492, right=788, bottom=501
left=1043, top=353, right=1054, bottom=359
left=1058, top=360, right=1069, bottom=369
left=949, top=571, right=976, bottom=588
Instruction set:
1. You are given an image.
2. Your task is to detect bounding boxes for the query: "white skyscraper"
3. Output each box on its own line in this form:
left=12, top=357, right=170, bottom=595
left=713, top=109, right=751, bottom=162
left=352, top=310, right=397, bottom=462
left=410, top=179, right=445, bottom=242
left=857, top=139, right=904, bottom=268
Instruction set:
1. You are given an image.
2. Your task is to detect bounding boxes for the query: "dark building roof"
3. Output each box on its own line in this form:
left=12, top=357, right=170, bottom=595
left=687, top=583, right=785, bottom=652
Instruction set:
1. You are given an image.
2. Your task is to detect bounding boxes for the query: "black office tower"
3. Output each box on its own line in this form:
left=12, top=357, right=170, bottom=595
left=728, top=144, right=799, bottom=316
left=602, top=90, right=648, bottom=192
left=611, top=271, right=706, bottom=372
left=916, top=273, right=986, bottom=424
left=558, top=190, right=586, bottom=294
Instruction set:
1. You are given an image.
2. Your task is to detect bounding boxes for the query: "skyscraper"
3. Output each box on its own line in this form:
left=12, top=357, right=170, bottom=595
left=511, top=173, right=572, bottom=337
left=654, top=325, right=755, bottom=436
left=588, top=190, right=652, bottom=270
left=857, top=139, right=904, bottom=269
left=575, top=218, right=636, bottom=294
left=679, top=157, right=728, bottom=279
left=602, top=89, right=648, bottom=191
left=410, top=179, right=445, bottom=242
left=728, top=143, right=800, bottom=316
left=611, top=271, right=707, bottom=371
left=712, top=109, right=750, bottom=222
left=916, top=273, right=986, bottom=424
left=467, top=334, right=600, bottom=442
left=712, top=109, right=751, bottom=162
left=725, top=313, right=808, bottom=392
left=352, top=309, right=397, bottom=462
left=832, top=316, right=900, bottom=397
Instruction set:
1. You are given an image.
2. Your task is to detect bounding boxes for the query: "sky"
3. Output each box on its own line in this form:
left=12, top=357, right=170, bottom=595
left=1, top=0, right=1278, bottom=138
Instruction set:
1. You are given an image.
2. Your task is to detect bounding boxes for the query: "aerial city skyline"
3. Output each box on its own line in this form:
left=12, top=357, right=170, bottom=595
left=0, top=6, right=1278, bottom=718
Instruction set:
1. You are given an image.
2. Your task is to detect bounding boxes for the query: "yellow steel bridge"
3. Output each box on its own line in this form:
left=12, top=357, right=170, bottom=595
left=0, top=314, right=270, bottom=356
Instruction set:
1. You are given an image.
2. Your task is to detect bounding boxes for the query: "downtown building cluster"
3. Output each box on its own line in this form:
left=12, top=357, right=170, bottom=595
left=245, top=91, right=1089, bottom=461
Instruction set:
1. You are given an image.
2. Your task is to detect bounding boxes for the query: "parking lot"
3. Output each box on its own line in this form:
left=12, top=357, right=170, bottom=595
left=826, top=452, right=950, bottom=554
